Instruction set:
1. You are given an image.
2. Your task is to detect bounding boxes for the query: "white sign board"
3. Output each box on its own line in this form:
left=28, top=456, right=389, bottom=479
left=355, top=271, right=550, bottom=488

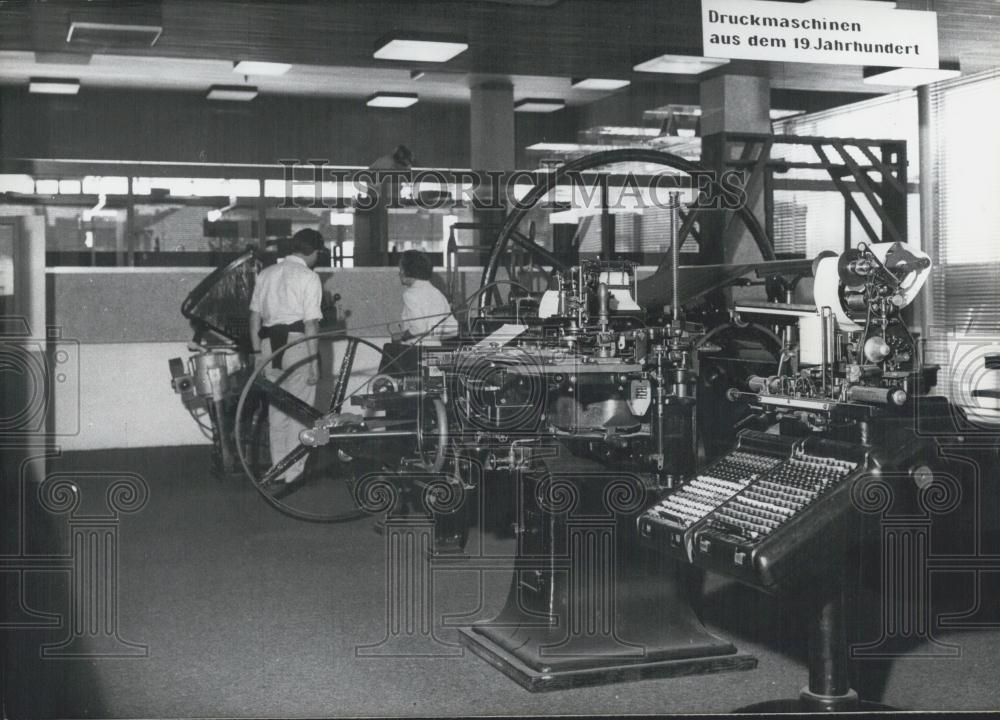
left=701, top=0, right=940, bottom=68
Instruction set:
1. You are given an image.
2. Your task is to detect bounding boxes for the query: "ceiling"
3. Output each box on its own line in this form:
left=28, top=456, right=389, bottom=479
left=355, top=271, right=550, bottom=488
left=0, top=1, right=998, bottom=106
left=0, top=51, right=623, bottom=106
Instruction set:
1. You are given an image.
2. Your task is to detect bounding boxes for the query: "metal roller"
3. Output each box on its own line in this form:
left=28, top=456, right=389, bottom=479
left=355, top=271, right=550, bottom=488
left=845, top=385, right=908, bottom=406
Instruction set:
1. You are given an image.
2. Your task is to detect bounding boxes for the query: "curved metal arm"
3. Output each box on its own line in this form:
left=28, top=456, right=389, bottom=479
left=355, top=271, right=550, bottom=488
left=508, top=229, right=569, bottom=273
left=480, top=148, right=776, bottom=310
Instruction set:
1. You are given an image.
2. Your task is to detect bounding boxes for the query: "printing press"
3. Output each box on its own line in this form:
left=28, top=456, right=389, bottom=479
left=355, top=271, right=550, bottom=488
left=170, top=147, right=969, bottom=708
left=334, top=238, right=945, bottom=702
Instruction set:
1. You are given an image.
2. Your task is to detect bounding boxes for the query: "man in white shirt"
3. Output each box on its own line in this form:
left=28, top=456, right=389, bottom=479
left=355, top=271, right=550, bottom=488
left=249, top=229, right=325, bottom=485
left=394, top=250, right=458, bottom=344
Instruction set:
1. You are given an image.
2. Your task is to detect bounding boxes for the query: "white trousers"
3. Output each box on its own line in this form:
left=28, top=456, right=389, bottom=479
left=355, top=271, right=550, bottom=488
left=263, top=334, right=316, bottom=481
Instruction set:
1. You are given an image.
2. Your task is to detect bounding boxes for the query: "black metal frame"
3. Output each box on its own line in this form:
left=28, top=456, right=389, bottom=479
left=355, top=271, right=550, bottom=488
left=701, top=132, right=908, bottom=262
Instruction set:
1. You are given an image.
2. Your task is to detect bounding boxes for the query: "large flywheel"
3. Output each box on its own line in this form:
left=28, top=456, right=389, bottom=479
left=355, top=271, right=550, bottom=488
left=234, top=332, right=449, bottom=522
left=476, top=148, right=775, bottom=322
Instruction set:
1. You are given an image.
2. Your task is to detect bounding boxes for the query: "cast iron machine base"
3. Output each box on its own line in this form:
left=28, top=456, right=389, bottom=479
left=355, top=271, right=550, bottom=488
left=458, top=452, right=756, bottom=691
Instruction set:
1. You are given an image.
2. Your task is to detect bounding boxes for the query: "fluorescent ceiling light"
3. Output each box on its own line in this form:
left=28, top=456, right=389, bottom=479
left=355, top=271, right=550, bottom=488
left=66, top=20, right=162, bottom=47
left=589, top=126, right=660, bottom=137
left=863, top=61, right=961, bottom=87
left=233, top=60, right=291, bottom=76
left=366, top=92, right=419, bottom=108
left=572, top=78, right=631, bottom=91
left=515, top=98, right=565, bottom=113
left=633, top=54, right=729, bottom=74
left=29, top=77, right=80, bottom=95
left=646, top=104, right=702, bottom=117
left=329, top=211, right=354, bottom=226
left=206, top=84, right=258, bottom=101
left=525, top=143, right=609, bottom=152
left=34, top=51, right=92, bottom=65
left=373, top=33, right=468, bottom=62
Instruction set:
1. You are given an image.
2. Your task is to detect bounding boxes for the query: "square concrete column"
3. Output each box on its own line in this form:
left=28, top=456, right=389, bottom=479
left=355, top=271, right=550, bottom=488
left=469, top=79, right=516, bottom=253
left=699, top=73, right=771, bottom=137
left=470, top=79, right=515, bottom=173
left=698, top=73, right=771, bottom=281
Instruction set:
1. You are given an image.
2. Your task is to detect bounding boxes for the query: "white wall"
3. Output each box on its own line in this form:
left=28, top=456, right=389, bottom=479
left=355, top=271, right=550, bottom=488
left=45, top=265, right=477, bottom=451
left=55, top=342, right=211, bottom=450
left=53, top=337, right=394, bottom=451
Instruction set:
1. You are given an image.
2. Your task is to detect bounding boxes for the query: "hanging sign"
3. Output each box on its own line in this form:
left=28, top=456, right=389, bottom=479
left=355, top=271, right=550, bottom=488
left=701, top=0, right=940, bottom=68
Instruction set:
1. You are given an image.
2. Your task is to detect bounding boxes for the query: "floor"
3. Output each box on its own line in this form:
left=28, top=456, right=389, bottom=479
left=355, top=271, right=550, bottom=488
left=3, top=445, right=1000, bottom=717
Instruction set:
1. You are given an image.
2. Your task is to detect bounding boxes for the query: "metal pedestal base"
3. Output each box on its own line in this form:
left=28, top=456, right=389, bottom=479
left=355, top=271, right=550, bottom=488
left=458, top=626, right=756, bottom=692
left=456, top=452, right=757, bottom=692
left=736, top=687, right=895, bottom=713
left=736, top=560, right=897, bottom=713
left=736, top=700, right=895, bottom=713
left=456, top=538, right=757, bottom=692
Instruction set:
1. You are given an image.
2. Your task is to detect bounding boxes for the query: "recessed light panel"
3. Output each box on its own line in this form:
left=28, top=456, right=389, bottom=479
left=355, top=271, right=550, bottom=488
left=571, top=78, right=631, bottom=90
left=34, top=51, right=92, bottom=65
left=366, top=92, right=419, bottom=108
left=29, top=77, right=80, bottom=95
left=863, top=62, right=961, bottom=87
left=373, top=34, right=468, bottom=62
left=770, top=109, right=805, bottom=120
left=526, top=142, right=607, bottom=152
left=633, top=54, right=729, bottom=74
left=233, top=61, right=292, bottom=76
left=515, top=98, right=565, bottom=113
left=66, top=20, right=162, bottom=47
left=588, top=126, right=660, bottom=137
left=206, top=85, right=258, bottom=101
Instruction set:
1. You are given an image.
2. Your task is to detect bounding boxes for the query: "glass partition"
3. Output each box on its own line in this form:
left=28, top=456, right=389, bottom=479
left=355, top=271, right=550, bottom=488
left=3, top=163, right=693, bottom=268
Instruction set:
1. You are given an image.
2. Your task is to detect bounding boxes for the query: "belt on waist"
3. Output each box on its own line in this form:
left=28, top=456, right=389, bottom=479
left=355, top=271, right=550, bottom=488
left=259, top=321, right=306, bottom=369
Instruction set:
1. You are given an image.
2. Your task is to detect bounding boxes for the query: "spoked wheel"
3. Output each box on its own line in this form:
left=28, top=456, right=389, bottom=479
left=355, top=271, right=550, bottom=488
left=478, top=148, right=775, bottom=315
left=469, top=222, right=565, bottom=334
left=237, top=385, right=271, bottom=479
left=235, top=332, right=451, bottom=522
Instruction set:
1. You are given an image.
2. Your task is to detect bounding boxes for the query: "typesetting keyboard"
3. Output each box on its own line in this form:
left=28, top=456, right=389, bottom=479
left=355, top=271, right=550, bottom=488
left=638, top=431, right=866, bottom=590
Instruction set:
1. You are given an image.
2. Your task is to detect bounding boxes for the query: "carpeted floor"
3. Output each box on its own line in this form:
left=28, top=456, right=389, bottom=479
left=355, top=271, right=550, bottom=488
left=3, top=445, right=1000, bottom=717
